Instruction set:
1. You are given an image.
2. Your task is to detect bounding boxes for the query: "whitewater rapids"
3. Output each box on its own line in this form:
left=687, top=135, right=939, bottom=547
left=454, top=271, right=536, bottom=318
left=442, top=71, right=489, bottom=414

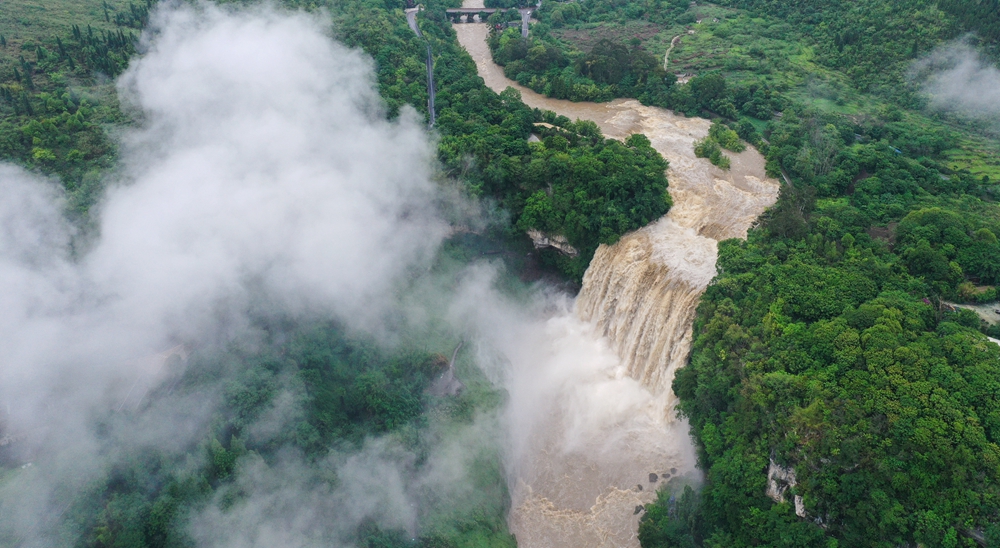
left=453, top=17, right=779, bottom=547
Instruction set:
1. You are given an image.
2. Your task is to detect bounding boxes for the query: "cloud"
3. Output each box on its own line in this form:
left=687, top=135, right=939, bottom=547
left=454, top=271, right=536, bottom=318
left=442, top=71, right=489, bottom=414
left=0, top=3, right=696, bottom=547
left=187, top=416, right=507, bottom=548
left=0, top=2, right=448, bottom=544
left=105, top=2, right=447, bottom=334
left=445, top=264, right=699, bottom=508
left=189, top=442, right=418, bottom=548
left=913, top=41, right=1000, bottom=122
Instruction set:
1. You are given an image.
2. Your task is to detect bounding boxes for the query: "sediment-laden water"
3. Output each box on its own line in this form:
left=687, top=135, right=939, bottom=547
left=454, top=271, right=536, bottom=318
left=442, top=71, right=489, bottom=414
left=453, top=19, right=779, bottom=547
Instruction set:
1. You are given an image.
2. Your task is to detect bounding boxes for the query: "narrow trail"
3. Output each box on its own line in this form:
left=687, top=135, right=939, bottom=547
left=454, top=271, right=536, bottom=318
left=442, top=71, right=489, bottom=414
left=663, top=34, right=682, bottom=72
left=454, top=17, right=779, bottom=548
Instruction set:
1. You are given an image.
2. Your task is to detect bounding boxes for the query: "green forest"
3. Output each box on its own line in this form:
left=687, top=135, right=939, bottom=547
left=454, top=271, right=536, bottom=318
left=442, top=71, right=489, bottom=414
left=0, top=0, right=150, bottom=216
left=31, top=317, right=515, bottom=548
left=472, top=0, right=1000, bottom=545
left=3, top=0, right=1000, bottom=546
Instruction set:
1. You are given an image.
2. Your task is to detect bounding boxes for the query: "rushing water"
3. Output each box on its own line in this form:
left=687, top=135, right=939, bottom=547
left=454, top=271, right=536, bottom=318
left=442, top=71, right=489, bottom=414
left=453, top=19, right=779, bottom=547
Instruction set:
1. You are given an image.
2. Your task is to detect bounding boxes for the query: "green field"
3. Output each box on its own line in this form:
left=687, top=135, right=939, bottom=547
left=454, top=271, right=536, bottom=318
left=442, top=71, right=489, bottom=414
left=0, top=0, right=139, bottom=75
left=0, top=0, right=152, bottom=215
left=0, top=0, right=133, bottom=40
left=944, top=138, right=1000, bottom=181
left=540, top=1, right=1000, bottom=186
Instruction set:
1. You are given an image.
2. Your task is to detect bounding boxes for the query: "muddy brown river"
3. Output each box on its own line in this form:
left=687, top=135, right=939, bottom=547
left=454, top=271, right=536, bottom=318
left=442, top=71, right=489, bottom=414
left=452, top=17, right=780, bottom=547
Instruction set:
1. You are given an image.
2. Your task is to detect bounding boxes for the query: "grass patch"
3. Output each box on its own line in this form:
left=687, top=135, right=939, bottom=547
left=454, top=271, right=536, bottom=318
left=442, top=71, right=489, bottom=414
left=552, top=20, right=661, bottom=53
left=944, top=139, right=1000, bottom=182
left=0, top=0, right=137, bottom=55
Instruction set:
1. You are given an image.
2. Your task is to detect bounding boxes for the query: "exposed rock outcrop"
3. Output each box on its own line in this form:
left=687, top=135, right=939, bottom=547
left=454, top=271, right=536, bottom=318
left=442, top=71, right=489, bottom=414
left=766, top=459, right=806, bottom=518
left=527, top=229, right=579, bottom=257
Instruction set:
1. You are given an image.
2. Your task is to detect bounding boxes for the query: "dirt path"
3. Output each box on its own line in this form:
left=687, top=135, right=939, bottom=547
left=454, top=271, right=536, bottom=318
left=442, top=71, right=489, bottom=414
left=663, top=34, right=682, bottom=71
left=946, top=301, right=1000, bottom=325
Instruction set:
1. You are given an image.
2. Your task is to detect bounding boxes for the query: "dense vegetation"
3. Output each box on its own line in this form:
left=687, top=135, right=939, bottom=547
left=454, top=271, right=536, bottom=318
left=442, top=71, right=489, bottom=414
left=715, top=0, right=999, bottom=92
left=0, top=0, right=153, bottom=216
left=693, top=121, right=744, bottom=169
left=348, top=0, right=673, bottom=279
left=439, top=108, right=671, bottom=277
left=527, top=0, right=1000, bottom=546
left=659, top=203, right=1000, bottom=547
left=50, top=319, right=514, bottom=548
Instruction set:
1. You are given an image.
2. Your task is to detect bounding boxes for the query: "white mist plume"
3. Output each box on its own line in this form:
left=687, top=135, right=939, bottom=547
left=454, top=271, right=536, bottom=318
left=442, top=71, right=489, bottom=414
left=188, top=416, right=506, bottom=548
left=447, top=264, right=699, bottom=547
left=913, top=41, right=1000, bottom=122
left=0, top=2, right=447, bottom=543
left=1, top=3, right=702, bottom=547
left=190, top=444, right=418, bottom=548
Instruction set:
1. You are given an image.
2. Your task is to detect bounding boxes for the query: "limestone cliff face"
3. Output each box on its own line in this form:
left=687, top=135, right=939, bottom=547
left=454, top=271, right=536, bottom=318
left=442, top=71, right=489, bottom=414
left=767, top=460, right=806, bottom=518
left=527, top=229, right=579, bottom=257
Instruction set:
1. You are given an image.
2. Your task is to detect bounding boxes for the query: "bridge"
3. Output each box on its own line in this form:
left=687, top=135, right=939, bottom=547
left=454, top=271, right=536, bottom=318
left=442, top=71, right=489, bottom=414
left=445, top=7, right=535, bottom=38
left=404, top=3, right=536, bottom=127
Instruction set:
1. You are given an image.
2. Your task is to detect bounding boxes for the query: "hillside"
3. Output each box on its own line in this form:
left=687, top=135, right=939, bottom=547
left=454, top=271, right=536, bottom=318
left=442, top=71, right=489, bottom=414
left=2, top=0, right=1000, bottom=547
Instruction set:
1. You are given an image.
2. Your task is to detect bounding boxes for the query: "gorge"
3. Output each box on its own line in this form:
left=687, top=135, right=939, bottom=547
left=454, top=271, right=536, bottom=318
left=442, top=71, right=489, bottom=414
left=452, top=13, right=780, bottom=547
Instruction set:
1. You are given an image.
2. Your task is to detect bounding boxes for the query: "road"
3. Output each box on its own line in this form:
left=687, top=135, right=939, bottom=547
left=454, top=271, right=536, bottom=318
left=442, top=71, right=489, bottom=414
left=405, top=7, right=422, bottom=37
left=404, top=7, right=435, bottom=125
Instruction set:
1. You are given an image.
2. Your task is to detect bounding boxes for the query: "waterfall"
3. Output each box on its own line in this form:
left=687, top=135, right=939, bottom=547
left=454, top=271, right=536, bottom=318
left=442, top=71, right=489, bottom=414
left=577, top=165, right=780, bottom=396
left=576, top=225, right=707, bottom=395
left=505, top=126, right=779, bottom=547
left=452, top=17, right=780, bottom=547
